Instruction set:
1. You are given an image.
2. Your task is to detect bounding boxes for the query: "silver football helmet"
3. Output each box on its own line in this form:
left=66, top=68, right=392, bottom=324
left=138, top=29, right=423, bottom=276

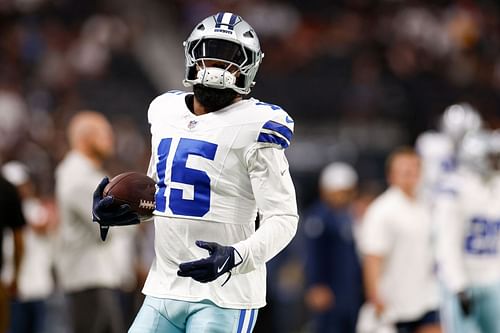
left=183, top=12, right=263, bottom=95
left=459, top=130, right=494, bottom=175
left=440, top=103, right=482, bottom=145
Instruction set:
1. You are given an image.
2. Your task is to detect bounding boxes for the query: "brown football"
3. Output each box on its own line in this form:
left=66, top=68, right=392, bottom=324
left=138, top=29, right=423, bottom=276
left=103, top=172, right=156, bottom=217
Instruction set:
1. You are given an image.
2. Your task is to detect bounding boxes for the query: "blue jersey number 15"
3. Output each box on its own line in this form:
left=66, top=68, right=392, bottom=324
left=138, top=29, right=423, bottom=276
left=155, top=138, right=218, bottom=217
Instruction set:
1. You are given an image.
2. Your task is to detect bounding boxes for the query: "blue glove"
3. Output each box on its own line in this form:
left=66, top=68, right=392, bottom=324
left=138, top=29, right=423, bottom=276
left=92, top=177, right=140, bottom=241
left=177, top=241, right=242, bottom=284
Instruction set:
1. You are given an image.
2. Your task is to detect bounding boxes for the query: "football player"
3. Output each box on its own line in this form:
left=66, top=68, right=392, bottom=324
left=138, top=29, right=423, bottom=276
left=416, top=103, right=482, bottom=204
left=434, top=130, right=500, bottom=333
left=416, top=103, right=483, bottom=333
left=92, top=12, right=298, bottom=333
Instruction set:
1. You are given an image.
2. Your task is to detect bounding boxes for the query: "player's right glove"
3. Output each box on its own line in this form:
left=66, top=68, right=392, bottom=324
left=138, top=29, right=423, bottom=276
left=457, top=290, right=473, bottom=316
left=177, top=241, right=243, bottom=285
left=92, top=177, right=140, bottom=241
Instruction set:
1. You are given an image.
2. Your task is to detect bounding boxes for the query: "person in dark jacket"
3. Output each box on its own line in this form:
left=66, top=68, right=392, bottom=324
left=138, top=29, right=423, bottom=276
left=304, top=162, right=363, bottom=333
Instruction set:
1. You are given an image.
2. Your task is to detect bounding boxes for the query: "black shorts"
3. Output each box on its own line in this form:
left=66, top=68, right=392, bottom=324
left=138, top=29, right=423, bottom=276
left=395, top=310, right=440, bottom=333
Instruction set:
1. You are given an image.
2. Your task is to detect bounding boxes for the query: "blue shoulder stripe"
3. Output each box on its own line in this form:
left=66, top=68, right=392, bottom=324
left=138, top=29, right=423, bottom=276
left=258, top=132, right=289, bottom=149
left=262, top=120, right=293, bottom=141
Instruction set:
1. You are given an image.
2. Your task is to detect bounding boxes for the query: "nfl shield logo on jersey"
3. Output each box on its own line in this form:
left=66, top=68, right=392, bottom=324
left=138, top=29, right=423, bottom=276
left=188, top=120, right=198, bottom=129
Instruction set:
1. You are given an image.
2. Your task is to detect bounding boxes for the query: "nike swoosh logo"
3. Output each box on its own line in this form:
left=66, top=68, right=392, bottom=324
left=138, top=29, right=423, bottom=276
left=280, top=169, right=287, bottom=176
left=217, top=257, right=230, bottom=273
left=285, top=116, right=294, bottom=123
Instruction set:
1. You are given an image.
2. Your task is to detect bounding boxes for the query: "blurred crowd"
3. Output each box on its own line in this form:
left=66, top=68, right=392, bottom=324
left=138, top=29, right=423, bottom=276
left=0, top=0, right=155, bottom=196
left=1, top=0, right=500, bottom=332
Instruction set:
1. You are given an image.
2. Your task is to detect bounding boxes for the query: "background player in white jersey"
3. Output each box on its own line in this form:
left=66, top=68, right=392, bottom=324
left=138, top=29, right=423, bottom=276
left=434, top=130, right=500, bottom=333
left=92, top=12, right=298, bottom=333
left=416, top=103, right=483, bottom=332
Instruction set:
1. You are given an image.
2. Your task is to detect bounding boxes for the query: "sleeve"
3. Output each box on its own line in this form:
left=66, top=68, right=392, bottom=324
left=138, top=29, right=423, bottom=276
left=2, top=178, right=26, bottom=230
left=146, top=92, right=170, bottom=183
left=232, top=146, right=299, bottom=274
left=359, top=200, right=393, bottom=257
left=433, top=187, right=468, bottom=292
left=147, top=94, right=162, bottom=127
left=254, top=109, right=294, bottom=150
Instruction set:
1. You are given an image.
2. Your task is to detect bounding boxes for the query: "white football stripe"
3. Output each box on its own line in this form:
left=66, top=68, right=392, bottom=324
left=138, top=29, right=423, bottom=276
left=260, top=128, right=291, bottom=146
left=241, top=310, right=251, bottom=332
left=222, top=12, right=233, bottom=25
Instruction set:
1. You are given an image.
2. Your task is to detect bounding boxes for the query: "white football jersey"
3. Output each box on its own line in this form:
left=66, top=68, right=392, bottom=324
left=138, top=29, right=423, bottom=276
left=142, top=90, right=298, bottom=309
left=434, top=168, right=500, bottom=292
left=415, top=130, right=455, bottom=204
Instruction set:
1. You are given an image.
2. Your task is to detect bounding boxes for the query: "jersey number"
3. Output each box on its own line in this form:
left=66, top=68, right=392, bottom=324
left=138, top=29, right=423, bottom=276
left=155, top=138, right=218, bottom=217
left=465, top=217, right=500, bottom=255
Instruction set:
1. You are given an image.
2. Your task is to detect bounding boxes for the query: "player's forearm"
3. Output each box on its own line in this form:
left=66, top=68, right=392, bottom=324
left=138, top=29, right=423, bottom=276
left=434, top=199, right=468, bottom=292
left=236, top=146, right=298, bottom=273
left=436, top=228, right=468, bottom=292
left=232, top=214, right=298, bottom=274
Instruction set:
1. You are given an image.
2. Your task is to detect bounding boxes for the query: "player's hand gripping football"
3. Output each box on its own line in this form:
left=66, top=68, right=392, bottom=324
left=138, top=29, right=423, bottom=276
left=177, top=241, right=242, bottom=285
left=92, top=177, right=139, bottom=241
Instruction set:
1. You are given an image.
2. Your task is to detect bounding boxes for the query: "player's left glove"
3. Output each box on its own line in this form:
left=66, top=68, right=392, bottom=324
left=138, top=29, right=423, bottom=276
left=92, top=177, right=140, bottom=241
left=177, top=240, right=242, bottom=285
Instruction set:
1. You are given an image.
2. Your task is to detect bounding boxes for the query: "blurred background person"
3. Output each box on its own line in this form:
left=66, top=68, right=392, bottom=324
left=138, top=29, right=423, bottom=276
left=303, top=162, right=364, bottom=333
left=0, top=92, right=28, bottom=332
left=1, top=161, right=56, bottom=333
left=434, top=130, right=500, bottom=333
left=0, top=174, right=25, bottom=333
left=110, top=224, right=141, bottom=329
left=360, top=147, right=441, bottom=333
left=417, top=104, right=484, bottom=333
left=55, top=111, right=124, bottom=333
left=416, top=103, right=483, bottom=204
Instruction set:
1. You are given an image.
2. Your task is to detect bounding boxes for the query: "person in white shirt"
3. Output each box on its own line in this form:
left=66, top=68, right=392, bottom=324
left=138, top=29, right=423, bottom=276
left=92, top=12, right=298, bottom=333
left=55, top=111, right=124, bottom=333
left=360, top=147, right=441, bottom=333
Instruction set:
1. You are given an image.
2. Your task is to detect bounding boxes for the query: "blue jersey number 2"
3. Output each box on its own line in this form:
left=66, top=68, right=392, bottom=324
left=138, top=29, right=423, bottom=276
left=155, top=138, right=218, bottom=217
